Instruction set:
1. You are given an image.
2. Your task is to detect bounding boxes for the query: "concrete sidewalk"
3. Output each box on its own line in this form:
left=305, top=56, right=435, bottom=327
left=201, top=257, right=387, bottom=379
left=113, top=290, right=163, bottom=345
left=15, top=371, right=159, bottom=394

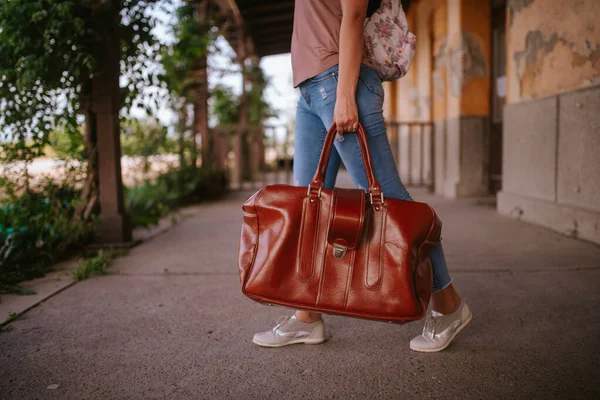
left=1, top=176, right=599, bottom=399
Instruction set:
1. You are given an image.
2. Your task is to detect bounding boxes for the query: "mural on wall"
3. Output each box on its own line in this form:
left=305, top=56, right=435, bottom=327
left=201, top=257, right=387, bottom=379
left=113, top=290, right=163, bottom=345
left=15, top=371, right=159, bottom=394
left=448, top=31, right=488, bottom=97
left=508, top=0, right=600, bottom=102
left=398, top=79, right=420, bottom=120
left=408, top=83, right=421, bottom=118
left=432, top=36, right=448, bottom=100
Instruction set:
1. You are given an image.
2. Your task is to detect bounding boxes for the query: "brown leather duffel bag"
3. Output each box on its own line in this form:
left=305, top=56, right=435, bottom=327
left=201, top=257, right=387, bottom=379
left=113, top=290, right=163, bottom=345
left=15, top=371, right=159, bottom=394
left=238, top=124, right=441, bottom=323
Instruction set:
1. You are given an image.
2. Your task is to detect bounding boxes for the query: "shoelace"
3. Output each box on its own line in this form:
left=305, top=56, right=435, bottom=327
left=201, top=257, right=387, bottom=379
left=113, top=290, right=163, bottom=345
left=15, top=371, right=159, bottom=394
left=272, top=316, right=291, bottom=332
left=423, top=314, right=437, bottom=339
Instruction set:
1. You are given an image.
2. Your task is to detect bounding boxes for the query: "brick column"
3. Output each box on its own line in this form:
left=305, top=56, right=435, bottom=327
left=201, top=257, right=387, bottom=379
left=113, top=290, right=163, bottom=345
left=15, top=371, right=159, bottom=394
left=232, top=29, right=247, bottom=189
left=92, top=0, right=132, bottom=243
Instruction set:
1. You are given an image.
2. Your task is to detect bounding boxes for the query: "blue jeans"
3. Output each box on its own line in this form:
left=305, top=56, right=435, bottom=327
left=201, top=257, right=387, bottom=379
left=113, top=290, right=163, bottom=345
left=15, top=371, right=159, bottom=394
left=294, top=64, right=452, bottom=292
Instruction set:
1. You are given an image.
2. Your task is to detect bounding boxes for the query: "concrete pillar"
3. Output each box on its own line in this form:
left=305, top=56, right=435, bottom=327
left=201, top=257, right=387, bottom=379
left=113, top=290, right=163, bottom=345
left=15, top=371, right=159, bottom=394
left=413, top=1, right=434, bottom=186
left=443, top=0, right=491, bottom=197
left=92, top=0, right=132, bottom=243
left=431, top=0, right=448, bottom=195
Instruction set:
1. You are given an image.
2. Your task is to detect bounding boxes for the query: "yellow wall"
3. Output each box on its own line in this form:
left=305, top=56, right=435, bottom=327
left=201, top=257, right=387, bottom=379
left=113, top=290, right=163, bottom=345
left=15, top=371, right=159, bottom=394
left=398, top=5, right=419, bottom=121
left=445, top=0, right=461, bottom=118
left=459, top=0, right=491, bottom=116
left=432, top=0, right=448, bottom=121
left=415, top=0, right=435, bottom=121
left=507, top=0, right=600, bottom=103
left=397, top=0, right=490, bottom=121
left=446, top=0, right=491, bottom=118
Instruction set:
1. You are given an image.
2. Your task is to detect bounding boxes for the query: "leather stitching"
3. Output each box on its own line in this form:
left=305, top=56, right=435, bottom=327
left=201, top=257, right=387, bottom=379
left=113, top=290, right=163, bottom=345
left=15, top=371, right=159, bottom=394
left=351, top=193, right=365, bottom=249
left=365, top=207, right=385, bottom=290
left=297, top=196, right=321, bottom=282
left=316, top=193, right=335, bottom=306
left=295, top=197, right=309, bottom=281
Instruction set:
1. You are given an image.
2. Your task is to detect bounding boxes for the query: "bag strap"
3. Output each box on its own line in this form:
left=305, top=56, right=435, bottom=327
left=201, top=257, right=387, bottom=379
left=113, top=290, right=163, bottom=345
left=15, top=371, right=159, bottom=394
left=308, top=123, right=384, bottom=205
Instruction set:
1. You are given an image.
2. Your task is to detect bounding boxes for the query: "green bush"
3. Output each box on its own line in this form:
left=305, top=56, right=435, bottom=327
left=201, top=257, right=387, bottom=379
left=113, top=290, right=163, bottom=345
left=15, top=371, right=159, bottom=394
left=47, top=127, right=86, bottom=161
left=125, top=180, right=174, bottom=229
left=0, top=166, right=227, bottom=290
left=125, top=166, right=228, bottom=228
left=0, top=180, right=96, bottom=290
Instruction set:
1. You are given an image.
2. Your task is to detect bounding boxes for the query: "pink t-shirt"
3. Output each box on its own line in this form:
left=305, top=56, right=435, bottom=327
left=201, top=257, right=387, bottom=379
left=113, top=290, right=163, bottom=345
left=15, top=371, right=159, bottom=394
left=291, top=0, right=343, bottom=87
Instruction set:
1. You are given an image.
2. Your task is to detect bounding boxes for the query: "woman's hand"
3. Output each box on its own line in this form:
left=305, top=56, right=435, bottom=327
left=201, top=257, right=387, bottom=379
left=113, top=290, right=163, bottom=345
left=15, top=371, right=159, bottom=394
left=334, top=91, right=359, bottom=134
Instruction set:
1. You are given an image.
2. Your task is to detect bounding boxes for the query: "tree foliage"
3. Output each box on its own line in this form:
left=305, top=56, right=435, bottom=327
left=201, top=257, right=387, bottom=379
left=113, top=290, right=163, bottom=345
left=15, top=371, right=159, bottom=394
left=0, top=0, right=163, bottom=163
left=210, top=85, right=239, bottom=125
left=121, top=118, right=174, bottom=157
left=161, top=2, right=217, bottom=99
left=210, top=65, right=274, bottom=126
left=246, top=63, right=275, bottom=125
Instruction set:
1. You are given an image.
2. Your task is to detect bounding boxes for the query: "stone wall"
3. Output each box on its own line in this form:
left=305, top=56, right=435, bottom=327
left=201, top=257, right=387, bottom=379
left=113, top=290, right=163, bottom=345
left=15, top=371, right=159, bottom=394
left=507, top=0, right=600, bottom=103
left=500, top=0, right=600, bottom=244
left=498, top=84, right=600, bottom=244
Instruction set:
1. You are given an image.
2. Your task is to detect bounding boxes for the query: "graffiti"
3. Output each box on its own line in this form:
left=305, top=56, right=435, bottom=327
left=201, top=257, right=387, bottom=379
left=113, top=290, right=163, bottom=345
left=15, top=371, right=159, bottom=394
left=513, top=29, right=600, bottom=98
left=449, top=31, right=488, bottom=97
left=514, top=30, right=561, bottom=68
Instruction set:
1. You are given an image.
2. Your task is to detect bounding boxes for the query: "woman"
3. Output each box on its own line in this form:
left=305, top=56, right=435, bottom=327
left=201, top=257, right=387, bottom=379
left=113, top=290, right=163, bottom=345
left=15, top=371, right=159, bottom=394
left=252, top=0, right=472, bottom=352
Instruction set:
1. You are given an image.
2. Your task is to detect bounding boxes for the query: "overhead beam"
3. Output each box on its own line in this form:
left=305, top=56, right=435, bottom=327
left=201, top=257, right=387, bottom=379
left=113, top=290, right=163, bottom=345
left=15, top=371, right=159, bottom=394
left=247, top=12, right=294, bottom=25
left=215, top=0, right=256, bottom=57
left=255, top=43, right=292, bottom=57
left=253, top=37, right=292, bottom=50
left=251, top=25, right=293, bottom=39
left=253, top=32, right=293, bottom=46
left=242, top=2, right=293, bottom=18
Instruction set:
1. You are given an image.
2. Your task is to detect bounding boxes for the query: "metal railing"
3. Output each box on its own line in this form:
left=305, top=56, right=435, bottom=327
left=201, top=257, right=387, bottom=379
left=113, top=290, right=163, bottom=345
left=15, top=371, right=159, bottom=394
left=211, top=124, right=293, bottom=190
left=386, top=121, right=435, bottom=192
left=214, top=120, right=434, bottom=192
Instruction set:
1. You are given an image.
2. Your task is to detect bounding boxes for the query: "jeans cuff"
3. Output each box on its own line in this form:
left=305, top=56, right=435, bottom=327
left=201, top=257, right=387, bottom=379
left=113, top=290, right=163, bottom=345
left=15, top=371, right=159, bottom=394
left=432, top=278, right=453, bottom=294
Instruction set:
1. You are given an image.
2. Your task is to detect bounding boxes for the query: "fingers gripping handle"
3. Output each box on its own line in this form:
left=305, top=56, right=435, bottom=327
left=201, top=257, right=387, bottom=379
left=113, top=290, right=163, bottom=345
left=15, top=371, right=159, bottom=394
left=309, top=123, right=383, bottom=202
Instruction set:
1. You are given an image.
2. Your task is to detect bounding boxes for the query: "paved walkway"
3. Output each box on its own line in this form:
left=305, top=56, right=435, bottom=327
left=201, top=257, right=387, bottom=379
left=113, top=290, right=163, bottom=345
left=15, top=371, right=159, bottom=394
left=1, top=174, right=599, bottom=399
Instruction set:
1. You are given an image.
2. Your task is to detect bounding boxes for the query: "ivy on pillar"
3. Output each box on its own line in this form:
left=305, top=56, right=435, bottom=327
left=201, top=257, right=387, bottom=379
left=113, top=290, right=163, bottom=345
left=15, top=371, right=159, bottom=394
left=92, top=0, right=132, bottom=243
left=192, top=0, right=211, bottom=169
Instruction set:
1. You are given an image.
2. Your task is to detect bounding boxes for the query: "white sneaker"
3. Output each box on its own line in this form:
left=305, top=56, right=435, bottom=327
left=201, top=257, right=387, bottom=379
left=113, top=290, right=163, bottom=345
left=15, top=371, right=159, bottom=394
left=252, top=315, right=326, bottom=348
left=410, top=301, right=473, bottom=352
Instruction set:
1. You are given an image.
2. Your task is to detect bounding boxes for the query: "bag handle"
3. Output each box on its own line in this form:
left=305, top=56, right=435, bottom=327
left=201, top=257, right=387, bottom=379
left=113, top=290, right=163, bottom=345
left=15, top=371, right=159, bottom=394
left=308, top=123, right=384, bottom=205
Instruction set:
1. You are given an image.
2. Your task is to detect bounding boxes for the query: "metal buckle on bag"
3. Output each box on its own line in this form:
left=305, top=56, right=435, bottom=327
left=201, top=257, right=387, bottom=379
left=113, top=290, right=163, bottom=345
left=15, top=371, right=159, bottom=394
left=369, top=191, right=385, bottom=205
left=306, top=186, right=323, bottom=198
left=333, top=243, right=348, bottom=258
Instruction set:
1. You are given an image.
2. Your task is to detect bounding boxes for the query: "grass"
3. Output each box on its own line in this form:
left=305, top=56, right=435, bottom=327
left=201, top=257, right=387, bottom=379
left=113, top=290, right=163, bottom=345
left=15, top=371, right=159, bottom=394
left=0, top=311, right=20, bottom=331
left=0, top=284, right=35, bottom=295
left=73, top=249, right=127, bottom=281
